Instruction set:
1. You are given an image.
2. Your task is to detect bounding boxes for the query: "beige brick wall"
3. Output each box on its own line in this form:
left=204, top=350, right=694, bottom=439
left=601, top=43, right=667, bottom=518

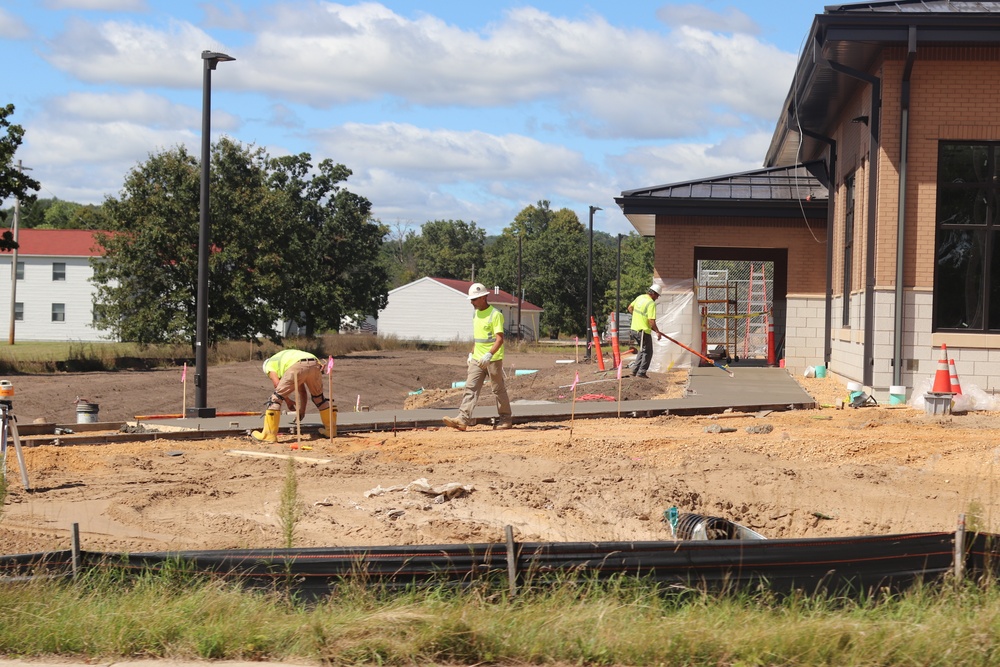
left=652, top=217, right=826, bottom=293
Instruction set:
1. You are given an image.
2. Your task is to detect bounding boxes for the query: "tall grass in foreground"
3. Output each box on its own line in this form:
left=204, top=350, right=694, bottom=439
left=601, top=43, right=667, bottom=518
left=1, top=571, right=1000, bottom=665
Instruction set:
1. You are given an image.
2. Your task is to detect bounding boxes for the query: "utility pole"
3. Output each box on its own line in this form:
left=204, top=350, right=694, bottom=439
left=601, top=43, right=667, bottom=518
left=516, top=232, right=522, bottom=340
left=8, top=160, right=31, bottom=345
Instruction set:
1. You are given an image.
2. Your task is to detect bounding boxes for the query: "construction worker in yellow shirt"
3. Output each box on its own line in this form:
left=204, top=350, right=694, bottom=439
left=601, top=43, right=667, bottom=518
left=443, top=282, right=513, bottom=431
left=627, top=283, right=665, bottom=378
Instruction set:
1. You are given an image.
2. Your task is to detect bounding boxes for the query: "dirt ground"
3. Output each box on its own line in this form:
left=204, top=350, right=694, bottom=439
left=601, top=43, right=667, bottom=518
left=1, top=348, right=998, bottom=556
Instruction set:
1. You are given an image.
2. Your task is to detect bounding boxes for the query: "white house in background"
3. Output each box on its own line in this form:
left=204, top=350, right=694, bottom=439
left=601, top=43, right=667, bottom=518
left=0, top=229, right=110, bottom=342
left=378, top=277, right=543, bottom=343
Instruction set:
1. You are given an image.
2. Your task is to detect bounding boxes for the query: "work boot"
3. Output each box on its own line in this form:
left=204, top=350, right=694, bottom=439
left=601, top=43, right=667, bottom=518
left=442, top=416, right=467, bottom=431
left=496, top=417, right=513, bottom=430
left=251, top=409, right=281, bottom=443
left=318, top=405, right=337, bottom=437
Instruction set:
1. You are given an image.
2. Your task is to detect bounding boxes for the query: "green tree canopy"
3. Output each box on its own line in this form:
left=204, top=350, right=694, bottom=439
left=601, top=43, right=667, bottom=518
left=479, top=200, right=617, bottom=339
left=0, top=104, right=41, bottom=249
left=92, top=139, right=388, bottom=345
left=415, top=219, right=486, bottom=280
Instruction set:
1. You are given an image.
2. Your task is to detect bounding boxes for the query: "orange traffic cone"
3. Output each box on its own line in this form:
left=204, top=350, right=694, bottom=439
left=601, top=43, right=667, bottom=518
left=949, top=358, right=963, bottom=395
left=931, top=344, right=953, bottom=393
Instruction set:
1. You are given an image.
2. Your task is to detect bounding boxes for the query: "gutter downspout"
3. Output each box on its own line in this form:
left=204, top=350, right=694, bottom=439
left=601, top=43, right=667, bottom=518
left=827, top=59, right=881, bottom=387
left=893, top=27, right=917, bottom=387
left=795, top=120, right=837, bottom=369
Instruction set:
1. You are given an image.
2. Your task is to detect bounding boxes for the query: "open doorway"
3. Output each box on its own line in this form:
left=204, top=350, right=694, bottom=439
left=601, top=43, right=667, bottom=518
left=695, top=248, right=788, bottom=365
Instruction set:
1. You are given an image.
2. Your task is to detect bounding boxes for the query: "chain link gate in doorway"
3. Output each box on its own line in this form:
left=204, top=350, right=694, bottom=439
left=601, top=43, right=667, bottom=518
left=696, top=260, right=773, bottom=362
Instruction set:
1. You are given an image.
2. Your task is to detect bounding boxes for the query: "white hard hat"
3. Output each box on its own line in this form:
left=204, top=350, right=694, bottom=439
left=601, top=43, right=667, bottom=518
left=648, top=283, right=662, bottom=296
left=468, top=282, right=490, bottom=299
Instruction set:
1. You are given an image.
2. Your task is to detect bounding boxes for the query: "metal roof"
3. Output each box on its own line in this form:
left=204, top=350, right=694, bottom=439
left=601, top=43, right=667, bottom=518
left=616, top=162, right=829, bottom=237
left=766, top=0, right=1000, bottom=167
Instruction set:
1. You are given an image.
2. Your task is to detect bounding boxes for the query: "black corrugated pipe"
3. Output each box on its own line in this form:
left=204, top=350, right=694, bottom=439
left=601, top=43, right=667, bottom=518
left=893, top=27, right=917, bottom=387
left=826, top=59, right=881, bottom=387
left=793, top=116, right=836, bottom=369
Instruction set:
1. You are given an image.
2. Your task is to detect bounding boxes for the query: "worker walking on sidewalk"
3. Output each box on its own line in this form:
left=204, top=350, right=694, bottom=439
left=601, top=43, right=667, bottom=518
left=627, top=283, right=665, bottom=378
left=443, top=283, right=513, bottom=431
left=252, top=349, right=335, bottom=442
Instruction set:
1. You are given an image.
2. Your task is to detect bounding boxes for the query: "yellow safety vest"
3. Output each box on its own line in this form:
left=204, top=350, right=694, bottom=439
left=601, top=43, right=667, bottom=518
left=264, top=349, right=317, bottom=378
left=629, top=294, right=656, bottom=334
left=473, top=306, right=505, bottom=360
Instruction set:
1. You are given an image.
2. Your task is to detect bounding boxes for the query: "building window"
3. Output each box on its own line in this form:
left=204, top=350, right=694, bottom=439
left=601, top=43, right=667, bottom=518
left=934, top=142, right=1000, bottom=331
left=14, top=302, right=22, bottom=321
left=15, top=261, right=23, bottom=280
left=51, top=303, right=65, bottom=322
left=842, top=173, right=855, bottom=327
left=52, top=262, right=66, bottom=281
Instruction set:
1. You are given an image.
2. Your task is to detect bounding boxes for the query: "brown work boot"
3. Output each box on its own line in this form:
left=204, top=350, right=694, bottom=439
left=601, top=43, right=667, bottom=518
left=442, top=416, right=467, bottom=431
left=496, top=417, right=513, bottom=430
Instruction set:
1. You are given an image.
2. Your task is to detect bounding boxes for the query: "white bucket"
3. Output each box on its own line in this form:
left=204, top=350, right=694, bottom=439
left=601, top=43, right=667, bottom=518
left=889, top=385, right=906, bottom=405
left=76, top=402, right=99, bottom=424
left=846, top=381, right=863, bottom=401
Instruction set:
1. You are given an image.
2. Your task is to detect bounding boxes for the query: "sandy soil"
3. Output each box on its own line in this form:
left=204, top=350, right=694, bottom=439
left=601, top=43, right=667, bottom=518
left=1, top=349, right=997, bottom=555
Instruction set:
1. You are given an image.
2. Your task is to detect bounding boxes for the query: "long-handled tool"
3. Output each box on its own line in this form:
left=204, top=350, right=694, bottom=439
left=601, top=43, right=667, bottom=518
left=661, top=333, right=734, bottom=377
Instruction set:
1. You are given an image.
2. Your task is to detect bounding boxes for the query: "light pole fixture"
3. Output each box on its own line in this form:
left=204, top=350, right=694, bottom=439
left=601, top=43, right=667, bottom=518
left=584, top=205, right=601, bottom=362
left=190, top=49, right=235, bottom=419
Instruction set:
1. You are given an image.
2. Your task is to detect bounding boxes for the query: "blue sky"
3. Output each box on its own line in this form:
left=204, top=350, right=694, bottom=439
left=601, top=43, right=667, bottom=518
left=1, top=0, right=827, bottom=236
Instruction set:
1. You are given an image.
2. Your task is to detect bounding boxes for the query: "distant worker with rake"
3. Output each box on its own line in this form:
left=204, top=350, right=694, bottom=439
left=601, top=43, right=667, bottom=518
left=442, top=282, right=513, bottom=431
left=627, top=283, right=665, bottom=378
left=252, top=349, right=335, bottom=442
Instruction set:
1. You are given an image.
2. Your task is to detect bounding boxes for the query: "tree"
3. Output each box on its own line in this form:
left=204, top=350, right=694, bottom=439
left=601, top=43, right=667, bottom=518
left=415, top=219, right=486, bottom=280
left=480, top=200, right=612, bottom=339
left=380, top=221, right=421, bottom=288
left=0, top=104, right=40, bottom=210
left=268, top=154, right=389, bottom=337
left=94, top=140, right=289, bottom=345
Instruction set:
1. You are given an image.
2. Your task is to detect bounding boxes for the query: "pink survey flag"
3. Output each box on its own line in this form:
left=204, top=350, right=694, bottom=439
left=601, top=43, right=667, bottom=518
left=181, top=362, right=187, bottom=383
left=326, top=356, right=334, bottom=373
left=570, top=371, right=579, bottom=391
left=616, top=359, right=623, bottom=380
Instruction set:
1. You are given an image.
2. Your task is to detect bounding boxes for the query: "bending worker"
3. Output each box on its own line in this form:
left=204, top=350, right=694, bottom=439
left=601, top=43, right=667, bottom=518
left=627, top=283, right=665, bottom=378
left=252, top=349, right=335, bottom=442
left=443, top=282, right=513, bottom=431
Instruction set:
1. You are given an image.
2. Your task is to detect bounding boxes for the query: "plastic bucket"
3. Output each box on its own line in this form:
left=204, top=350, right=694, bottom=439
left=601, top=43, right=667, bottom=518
left=76, top=402, right=99, bottom=424
left=846, top=381, right=863, bottom=402
left=815, top=365, right=827, bottom=379
left=889, top=385, right=906, bottom=405
left=0, top=380, right=13, bottom=398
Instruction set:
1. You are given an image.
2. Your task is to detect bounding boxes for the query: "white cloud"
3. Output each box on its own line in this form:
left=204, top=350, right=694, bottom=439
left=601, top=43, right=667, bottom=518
left=0, top=8, right=32, bottom=39
left=44, top=16, right=227, bottom=88
left=609, top=130, right=773, bottom=188
left=655, top=4, right=759, bottom=35
left=42, top=3, right=794, bottom=140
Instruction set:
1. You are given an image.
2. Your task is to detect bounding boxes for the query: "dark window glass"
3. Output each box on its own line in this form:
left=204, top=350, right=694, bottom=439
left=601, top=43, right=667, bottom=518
left=935, top=142, right=1000, bottom=332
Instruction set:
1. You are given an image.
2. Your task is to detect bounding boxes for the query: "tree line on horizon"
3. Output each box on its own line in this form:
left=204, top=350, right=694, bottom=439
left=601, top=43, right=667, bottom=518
left=1, top=104, right=655, bottom=344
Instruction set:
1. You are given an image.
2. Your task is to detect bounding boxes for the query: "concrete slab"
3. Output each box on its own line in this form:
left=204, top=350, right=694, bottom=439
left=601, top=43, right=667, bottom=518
left=141, top=366, right=814, bottom=436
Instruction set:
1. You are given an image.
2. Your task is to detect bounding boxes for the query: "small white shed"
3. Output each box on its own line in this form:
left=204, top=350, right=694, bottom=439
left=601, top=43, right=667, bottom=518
left=377, top=277, right=542, bottom=343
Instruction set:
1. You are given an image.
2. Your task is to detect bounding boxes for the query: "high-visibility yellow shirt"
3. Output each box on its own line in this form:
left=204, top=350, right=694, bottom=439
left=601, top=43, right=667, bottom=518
left=263, top=349, right=317, bottom=378
left=629, top=294, right=656, bottom=334
left=473, top=305, right=505, bottom=360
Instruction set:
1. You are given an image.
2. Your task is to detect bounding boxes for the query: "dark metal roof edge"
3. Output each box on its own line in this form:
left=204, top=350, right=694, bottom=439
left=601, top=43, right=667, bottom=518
left=614, top=197, right=829, bottom=220
left=619, top=160, right=829, bottom=197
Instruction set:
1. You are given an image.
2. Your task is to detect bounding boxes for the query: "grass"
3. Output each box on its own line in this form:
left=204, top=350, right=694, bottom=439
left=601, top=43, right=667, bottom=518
left=1, top=571, right=999, bottom=665
left=0, top=334, right=568, bottom=375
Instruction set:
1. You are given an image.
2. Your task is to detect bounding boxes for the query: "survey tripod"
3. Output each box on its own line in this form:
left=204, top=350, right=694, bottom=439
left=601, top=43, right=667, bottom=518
left=0, top=399, right=30, bottom=491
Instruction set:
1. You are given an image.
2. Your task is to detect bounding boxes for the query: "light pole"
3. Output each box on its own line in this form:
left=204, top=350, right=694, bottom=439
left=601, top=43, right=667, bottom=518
left=584, top=205, right=601, bottom=362
left=190, top=49, right=235, bottom=419
left=8, top=160, right=30, bottom=346
left=615, top=233, right=623, bottom=339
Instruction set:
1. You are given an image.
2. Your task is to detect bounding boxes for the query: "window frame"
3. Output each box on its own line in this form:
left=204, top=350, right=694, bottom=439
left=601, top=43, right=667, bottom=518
left=51, top=303, right=65, bottom=322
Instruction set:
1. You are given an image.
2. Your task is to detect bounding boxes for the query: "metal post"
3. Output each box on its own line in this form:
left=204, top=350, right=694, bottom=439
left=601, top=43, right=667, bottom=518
left=615, top=233, right=622, bottom=342
left=8, top=160, right=29, bottom=346
left=585, top=205, right=601, bottom=361
left=516, top=233, right=522, bottom=341
left=190, top=50, right=234, bottom=419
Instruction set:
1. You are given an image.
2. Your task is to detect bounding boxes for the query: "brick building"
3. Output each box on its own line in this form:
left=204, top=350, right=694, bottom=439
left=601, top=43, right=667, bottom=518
left=617, top=0, right=1000, bottom=398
